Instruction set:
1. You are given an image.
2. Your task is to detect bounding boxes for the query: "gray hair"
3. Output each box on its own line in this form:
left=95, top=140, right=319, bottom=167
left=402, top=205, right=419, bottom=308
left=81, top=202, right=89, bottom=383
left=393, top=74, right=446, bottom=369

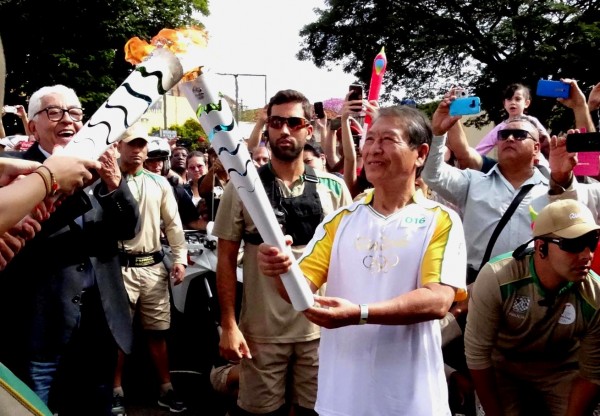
left=505, top=115, right=541, bottom=141
left=28, top=85, right=81, bottom=119
left=373, top=105, right=432, bottom=178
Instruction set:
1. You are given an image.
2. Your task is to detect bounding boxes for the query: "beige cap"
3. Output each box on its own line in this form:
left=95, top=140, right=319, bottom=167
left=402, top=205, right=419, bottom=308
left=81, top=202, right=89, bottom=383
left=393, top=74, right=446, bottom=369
left=120, top=124, right=149, bottom=144
left=533, top=199, right=600, bottom=238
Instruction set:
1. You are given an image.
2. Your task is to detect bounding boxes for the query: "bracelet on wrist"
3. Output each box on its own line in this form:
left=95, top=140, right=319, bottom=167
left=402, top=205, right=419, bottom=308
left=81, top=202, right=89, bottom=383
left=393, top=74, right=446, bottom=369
left=37, top=165, right=58, bottom=196
left=33, top=170, right=51, bottom=196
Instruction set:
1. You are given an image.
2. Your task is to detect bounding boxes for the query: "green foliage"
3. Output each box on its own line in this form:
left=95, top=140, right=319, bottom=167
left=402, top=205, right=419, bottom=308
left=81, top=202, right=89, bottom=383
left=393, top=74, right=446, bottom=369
left=177, top=118, right=209, bottom=152
left=298, top=0, right=600, bottom=133
left=149, top=118, right=209, bottom=152
left=0, top=0, right=209, bottom=116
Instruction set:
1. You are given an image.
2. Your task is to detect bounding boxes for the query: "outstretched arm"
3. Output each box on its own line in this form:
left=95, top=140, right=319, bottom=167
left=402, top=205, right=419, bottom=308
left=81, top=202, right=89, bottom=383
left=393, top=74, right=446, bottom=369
left=247, top=106, right=267, bottom=150
left=558, top=78, right=595, bottom=132
left=0, top=155, right=99, bottom=234
left=447, top=120, right=483, bottom=170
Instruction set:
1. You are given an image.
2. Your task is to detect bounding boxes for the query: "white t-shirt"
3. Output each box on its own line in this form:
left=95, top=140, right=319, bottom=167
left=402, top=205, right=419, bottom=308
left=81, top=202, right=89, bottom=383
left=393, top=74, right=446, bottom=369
left=299, top=189, right=467, bottom=416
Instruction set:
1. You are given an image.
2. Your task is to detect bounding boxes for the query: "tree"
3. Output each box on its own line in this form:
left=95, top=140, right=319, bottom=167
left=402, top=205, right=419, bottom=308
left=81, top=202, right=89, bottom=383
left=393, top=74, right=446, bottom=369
left=0, top=0, right=209, bottom=135
left=298, top=0, right=600, bottom=133
left=149, top=118, right=208, bottom=152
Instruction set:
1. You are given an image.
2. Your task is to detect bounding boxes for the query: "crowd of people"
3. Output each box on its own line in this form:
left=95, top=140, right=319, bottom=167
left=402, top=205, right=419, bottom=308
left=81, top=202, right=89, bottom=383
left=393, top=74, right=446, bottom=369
left=1, top=76, right=600, bottom=416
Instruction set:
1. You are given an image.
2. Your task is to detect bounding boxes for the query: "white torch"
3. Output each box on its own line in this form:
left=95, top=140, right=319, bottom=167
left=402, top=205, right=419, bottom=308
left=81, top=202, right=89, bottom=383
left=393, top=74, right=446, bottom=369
left=61, top=47, right=183, bottom=159
left=180, top=72, right=315, bottom=311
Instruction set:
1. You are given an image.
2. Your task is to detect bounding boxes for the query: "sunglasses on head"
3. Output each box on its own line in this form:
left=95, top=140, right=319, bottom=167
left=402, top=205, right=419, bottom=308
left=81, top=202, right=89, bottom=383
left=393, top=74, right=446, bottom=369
left=497, top=128, right=536, bottom=141
left=267, top=116, right=310, bottom=131
left=542, top=230, right=600, bottom=253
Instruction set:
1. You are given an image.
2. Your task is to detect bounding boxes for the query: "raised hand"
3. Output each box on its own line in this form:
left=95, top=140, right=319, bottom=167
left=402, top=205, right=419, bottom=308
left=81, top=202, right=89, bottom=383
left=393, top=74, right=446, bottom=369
left=588, top=82, right=600, bottom=112
left=431, top=91, right=462, bottom=136
left=96, top=144, right=121, bottom=191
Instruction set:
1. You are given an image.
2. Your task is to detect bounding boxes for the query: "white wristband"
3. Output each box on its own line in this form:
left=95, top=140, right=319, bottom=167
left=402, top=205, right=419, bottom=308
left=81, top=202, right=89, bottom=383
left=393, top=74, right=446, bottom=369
left=358, top=304, right=368, bottom=325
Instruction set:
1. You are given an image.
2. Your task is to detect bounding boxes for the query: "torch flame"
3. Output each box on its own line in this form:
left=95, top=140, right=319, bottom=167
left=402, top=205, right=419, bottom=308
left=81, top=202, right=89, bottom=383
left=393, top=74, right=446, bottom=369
left=124, top=37, right=156, bottom=65
left=125, top=26, right=209, bottom=79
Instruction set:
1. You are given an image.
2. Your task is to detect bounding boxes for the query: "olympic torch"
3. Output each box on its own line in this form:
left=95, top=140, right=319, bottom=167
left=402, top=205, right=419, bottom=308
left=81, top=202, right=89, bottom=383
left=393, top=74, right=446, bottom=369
left=363, top=47, right=387, bottom=131
left=180, top=73, right=314, bottom=311
left=61, top=47, right=184, bottom=159
left=120, top=27, right=314, bottom=310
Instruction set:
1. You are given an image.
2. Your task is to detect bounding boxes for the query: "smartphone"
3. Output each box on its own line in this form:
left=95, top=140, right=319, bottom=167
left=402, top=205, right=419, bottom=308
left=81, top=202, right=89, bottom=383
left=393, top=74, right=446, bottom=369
left=536, top=79, right=570, bottom=99
left=566, top=132, right=600, bottom=152
left=329, top=118, right=342, bottom=131
left=2, top=105, right=17, bottom=114
left=449, top=96, right=481, bottom=116
left=314, top=101, right=325, bottom=119
left=348, top=84, right=363, bottom=102
left=574, top=152, right=600, bottom=177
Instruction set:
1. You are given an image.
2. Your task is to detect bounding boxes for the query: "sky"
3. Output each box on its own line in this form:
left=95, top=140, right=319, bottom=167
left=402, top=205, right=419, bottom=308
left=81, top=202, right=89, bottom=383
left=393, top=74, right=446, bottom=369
left=197, top=0, right=358, bottom=110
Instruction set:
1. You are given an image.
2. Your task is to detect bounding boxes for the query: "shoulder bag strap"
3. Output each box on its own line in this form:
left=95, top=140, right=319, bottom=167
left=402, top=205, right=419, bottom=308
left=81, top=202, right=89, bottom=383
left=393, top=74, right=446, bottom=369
left=478, top=183, right=535, bottom=271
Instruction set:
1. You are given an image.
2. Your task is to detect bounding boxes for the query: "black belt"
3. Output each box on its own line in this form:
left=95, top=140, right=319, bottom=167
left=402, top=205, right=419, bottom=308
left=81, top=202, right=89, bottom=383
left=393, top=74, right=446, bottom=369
left=119, top=250, right=164, bottom=268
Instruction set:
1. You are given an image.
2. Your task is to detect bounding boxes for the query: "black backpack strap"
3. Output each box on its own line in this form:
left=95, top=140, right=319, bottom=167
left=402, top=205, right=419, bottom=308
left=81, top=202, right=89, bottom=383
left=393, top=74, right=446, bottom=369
left=303, top=165, right=319, bottom=183
left=478, top=184, right=534, bottom=272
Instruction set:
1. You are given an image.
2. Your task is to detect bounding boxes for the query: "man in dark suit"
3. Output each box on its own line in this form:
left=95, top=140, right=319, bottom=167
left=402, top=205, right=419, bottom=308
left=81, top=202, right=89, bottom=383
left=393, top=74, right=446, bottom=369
left=0, top=84, right=139, bottom=416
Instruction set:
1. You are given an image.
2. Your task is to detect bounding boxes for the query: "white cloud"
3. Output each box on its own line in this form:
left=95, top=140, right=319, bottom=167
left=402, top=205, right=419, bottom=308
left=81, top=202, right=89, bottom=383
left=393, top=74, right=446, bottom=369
left=197, top=0, right=358, bottom=109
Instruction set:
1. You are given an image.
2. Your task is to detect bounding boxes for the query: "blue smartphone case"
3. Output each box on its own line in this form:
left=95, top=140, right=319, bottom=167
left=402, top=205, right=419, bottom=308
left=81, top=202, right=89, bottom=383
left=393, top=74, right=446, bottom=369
left=449, top=97, right=481, bottom=116
left=536, top=80, right=570, bottom=99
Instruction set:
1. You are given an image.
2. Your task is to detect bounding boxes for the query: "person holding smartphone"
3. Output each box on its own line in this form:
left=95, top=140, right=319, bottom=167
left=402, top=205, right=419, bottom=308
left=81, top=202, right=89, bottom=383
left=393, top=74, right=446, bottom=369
left=312, top=101, right=328, bottom=144
left=474, top=83, right=550, bottom=163
left=340, top=91, right=376, bottom=198
left=1, top=104, right=31, bottom=140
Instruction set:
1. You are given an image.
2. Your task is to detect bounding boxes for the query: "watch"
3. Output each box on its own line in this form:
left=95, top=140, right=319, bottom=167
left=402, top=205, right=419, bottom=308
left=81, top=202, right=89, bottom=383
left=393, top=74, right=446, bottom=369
left=358, top=304, right=368, bottom=325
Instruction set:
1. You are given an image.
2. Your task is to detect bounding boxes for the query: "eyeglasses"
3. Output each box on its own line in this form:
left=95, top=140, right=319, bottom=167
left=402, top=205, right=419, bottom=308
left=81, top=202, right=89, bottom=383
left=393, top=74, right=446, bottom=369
left=542, top=230, right=600, bottom=253
left=267, top=116, right=310, bottom=131
left=34, top=106, right=84, bottom=122
left=497, top=128, right=536, bottom=142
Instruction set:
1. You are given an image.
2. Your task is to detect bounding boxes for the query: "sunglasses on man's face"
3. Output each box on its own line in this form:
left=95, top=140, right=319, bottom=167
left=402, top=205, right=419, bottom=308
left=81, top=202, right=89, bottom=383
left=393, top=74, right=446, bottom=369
left=497, top=128, right=536, bottom=141
left=267, top=116, right=310, bottom=131
left=543, top=230, right=600, bottom=253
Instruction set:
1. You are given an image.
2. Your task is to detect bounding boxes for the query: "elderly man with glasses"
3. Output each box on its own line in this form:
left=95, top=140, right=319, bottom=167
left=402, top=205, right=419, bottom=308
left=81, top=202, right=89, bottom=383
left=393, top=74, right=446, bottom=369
left=0, top=84, right=140, bottom=416
left=465, top=199, right=600, bottom=416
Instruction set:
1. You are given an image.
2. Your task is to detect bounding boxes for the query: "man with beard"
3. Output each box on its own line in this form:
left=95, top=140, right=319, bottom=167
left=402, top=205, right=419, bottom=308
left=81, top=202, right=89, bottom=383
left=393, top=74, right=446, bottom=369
left=212, top=89, right=351, bottom=416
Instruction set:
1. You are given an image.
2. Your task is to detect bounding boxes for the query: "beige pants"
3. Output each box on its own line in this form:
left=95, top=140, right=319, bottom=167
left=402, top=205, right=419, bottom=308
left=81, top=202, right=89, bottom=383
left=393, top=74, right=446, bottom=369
left=237, top=339, right=319, bottom=414
left=121, top=262, right=170, bottom=330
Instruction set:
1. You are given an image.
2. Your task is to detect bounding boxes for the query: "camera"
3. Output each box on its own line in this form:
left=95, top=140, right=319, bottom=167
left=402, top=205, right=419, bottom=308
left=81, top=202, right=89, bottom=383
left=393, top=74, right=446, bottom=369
left=329, top=118, right=342, bottom=131
left=2, top=105, right=18, bottom=114
left=455, top=88, right=468, bottom=98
